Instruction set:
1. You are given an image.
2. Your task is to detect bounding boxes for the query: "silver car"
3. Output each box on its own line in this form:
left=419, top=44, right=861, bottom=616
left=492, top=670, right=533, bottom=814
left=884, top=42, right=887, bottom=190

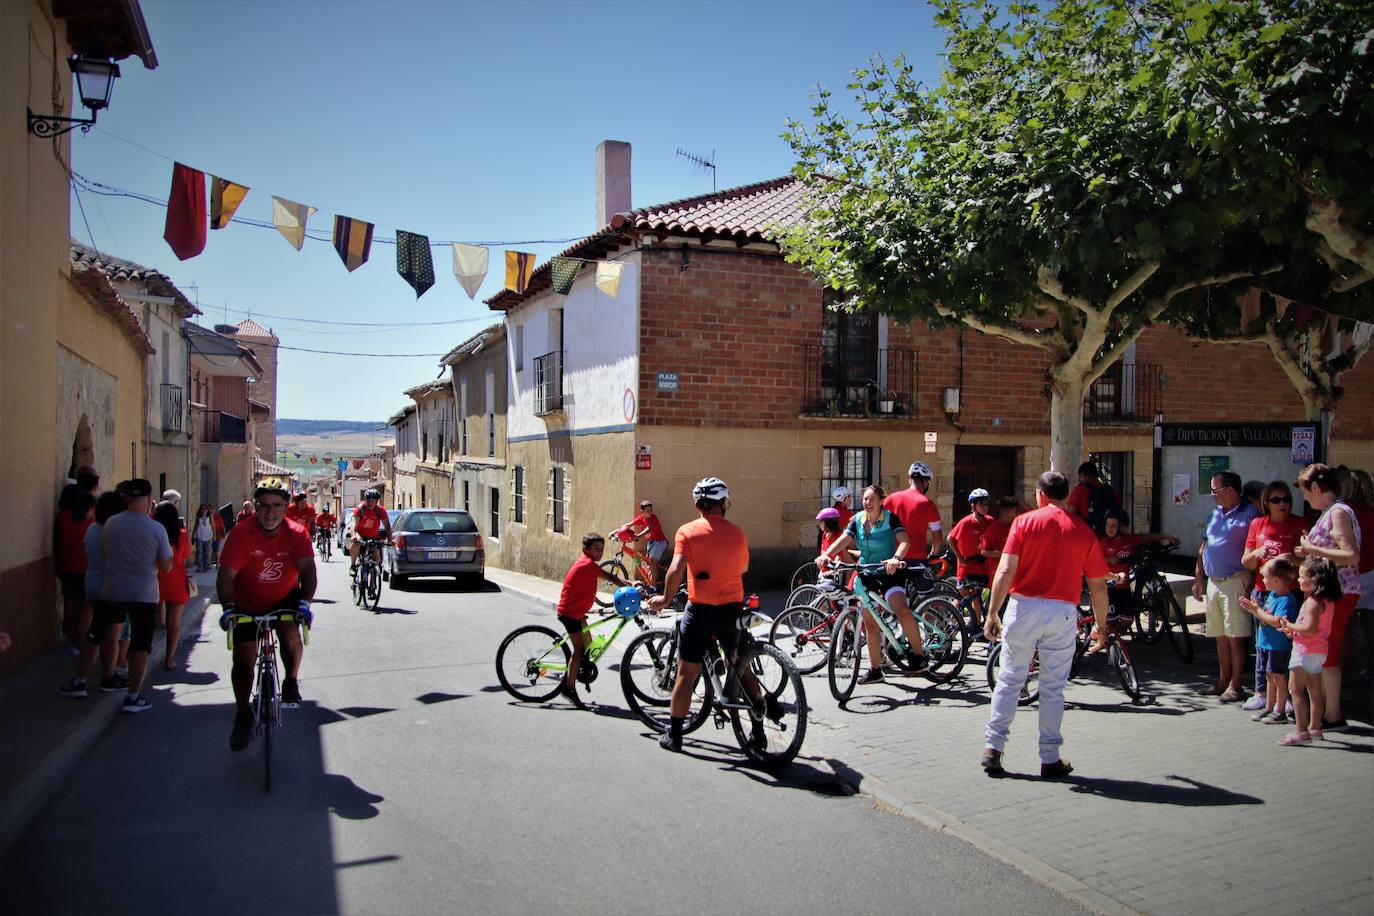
left=385, top=509, right=485, bottom=586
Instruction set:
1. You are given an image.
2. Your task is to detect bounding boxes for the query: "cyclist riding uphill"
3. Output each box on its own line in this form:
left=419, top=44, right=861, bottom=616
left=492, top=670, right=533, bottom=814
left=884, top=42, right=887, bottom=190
left=816, top=483, right=929, bottom=682
left=349, top=489, right=392, bottom=577
left=216, top=477, right=318, bottom=752
left=285, top=492, right=316, bottom=536
left=884, top=462, right=945, bottom=559
left=648, top=477, right=760, bottom=752
left=556, top=533, right=632, bottom=704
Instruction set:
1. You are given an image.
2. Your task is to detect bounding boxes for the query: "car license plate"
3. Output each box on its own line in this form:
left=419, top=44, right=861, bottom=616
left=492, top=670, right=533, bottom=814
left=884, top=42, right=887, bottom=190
left=430, top=551, right=458, bottom=560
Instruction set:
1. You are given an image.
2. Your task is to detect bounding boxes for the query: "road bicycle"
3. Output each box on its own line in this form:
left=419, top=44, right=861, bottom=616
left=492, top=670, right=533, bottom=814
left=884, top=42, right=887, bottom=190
left=351, top=538, right=386, bottom=610
left=619, top=603, right=807, bottom=771
left=224, top=609, right=309, bottom=793
left=315, top=527, right=333, bottom=561
left=594, top=532, right=659, bottom=607
left=984, top=604, right=1143, bottom=705
left=825, top=562, right=969, bottom=704
left=1123, top=543, right=1193, bottom=662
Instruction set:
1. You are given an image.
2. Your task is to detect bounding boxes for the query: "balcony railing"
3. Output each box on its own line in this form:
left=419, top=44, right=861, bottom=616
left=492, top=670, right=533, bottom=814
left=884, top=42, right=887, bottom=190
left=201, top=410, right=247, bottom=444
left=533, top=350, right=563, bottom=415
left=1085, top=362, right=1163, bottom=423
left=160, top=383, right=184, bottom=433
left=801, top=346, right=918, bottom=418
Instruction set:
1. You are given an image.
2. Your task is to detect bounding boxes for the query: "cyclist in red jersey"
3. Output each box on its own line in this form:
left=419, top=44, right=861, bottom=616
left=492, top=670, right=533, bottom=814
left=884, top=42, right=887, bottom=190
left=216, top=478, right=317, bottom=752
left=349, top=489, right=392, bottom=573
left=285, top=493, right=317, bottom=536
left=883, top=462, right=945, bottom=559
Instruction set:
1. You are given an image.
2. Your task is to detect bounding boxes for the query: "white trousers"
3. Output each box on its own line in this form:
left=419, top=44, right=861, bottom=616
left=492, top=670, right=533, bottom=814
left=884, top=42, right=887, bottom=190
left=985, top=595, right=1078, bottom=764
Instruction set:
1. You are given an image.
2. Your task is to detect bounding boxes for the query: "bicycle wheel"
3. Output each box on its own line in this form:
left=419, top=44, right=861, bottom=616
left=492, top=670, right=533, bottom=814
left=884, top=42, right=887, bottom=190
left=915, top=597, right=969, bottom=683
left=768, top=604, right=834, bottom=675
left=365, top=564, right=382, bottom=610
left=827, top=609, right=865, bottom=705
left=495, top=625, right=568, bottom=702
left=350, top=568, right=362, bottom=606
left=594, top=560, right=630, bottom=607
left=1161, top=589, right=1194, bottom=662
left=1109, top=640, right=1143, bottom=702
left=786, top=584, right=826, bottom=608
left=619, top=629, right=712, bottom=734
left=1134, top=577, right=1166, bottom=643
left=985, top=641, right=1040, bottom=706
left=729, top=644, right=807, bottom=771
left=259, top=664, right=276, bottom=793
left=788, top=561, right=819, bottom=592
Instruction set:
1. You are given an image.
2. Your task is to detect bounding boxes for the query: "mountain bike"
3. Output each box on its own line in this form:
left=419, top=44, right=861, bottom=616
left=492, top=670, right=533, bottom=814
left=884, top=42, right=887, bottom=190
left=224, top=609, right=309, bottom=793
left=593, top=532, right=658, bottom=607
left=826, top=562, right=969, bottom=704
left=770, top=574, right=862, bottom=674
left=620, top=605, right=807, bottom=771
left=984, top=604, right=1143, bottom=705
left=351, top=538, right=386, bottom=610
left=1125, top=543, right=1193, bottom=662
left=315, top=527, right=333, bottom=561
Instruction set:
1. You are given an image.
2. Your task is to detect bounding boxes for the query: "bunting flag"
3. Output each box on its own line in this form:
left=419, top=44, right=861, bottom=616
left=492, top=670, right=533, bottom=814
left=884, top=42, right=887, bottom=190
left=352, top=459, right=364, bottom=470
left=163, top=162, right=207, bottom=261
left=505, top=250, right=536, bottom=293
left=309, top=456, right=318, bottom=464
left=452, top=243, right=488, bottom=299
left=550, top=257, right=580, bottom=295
left=596, top=260, right=624, bottom=298
left=370, top=458, right=383, bottom=472
left=333, top=215, right=375, bottom=272
left=395, top=230, right=435, bottom=298
left=272, top=196, right=316, bottom=250
left=209, top=175, right=249, bottom=229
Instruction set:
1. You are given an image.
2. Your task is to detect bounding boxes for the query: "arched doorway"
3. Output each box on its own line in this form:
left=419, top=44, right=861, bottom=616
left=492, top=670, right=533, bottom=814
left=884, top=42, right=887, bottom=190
left=68, top=415, right=94, bottom=479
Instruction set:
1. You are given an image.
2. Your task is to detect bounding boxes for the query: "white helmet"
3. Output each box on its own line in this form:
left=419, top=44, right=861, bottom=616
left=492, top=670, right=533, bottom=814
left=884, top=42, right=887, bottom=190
left=692, top=476, right=730, bottom=503
left=831, top=485, right=852, bottom=502
left=908, top=461, right=933, bottom=479
left=968, top=488, right=990, bottom=503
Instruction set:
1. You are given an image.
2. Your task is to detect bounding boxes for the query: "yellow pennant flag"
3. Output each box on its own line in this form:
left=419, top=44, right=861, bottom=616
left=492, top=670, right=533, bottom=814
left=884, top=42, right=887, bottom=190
left=596, top=261, right=624, bottom=298
left=505, top=251, right=536, bottom=293
left=209, top=175, right=249, bottom=230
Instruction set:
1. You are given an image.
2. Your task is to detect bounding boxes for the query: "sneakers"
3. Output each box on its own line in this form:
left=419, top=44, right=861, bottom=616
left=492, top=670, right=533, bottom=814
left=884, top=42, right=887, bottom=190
left=658, top=730, right=683, bottom=752
left=859, top=669, right=885, bottom=685
left=229, top=710, right=254, bottom=752
left=281, top=678, right=302, bottom=707
left=121, top=694, right=152, bottom=714
left=1241, top=695, right=1266, bottom=711
left=764, top=695, right=785, bottom=723
left=904, top=651, right=929, bottom=673
left=1040, top=759, right=1074, bottom=779
left=1321, top=717, right=1350, bottom=732
left=99, top=673, right=130, bottom=692
left=59, top=678, right=88, bottom=699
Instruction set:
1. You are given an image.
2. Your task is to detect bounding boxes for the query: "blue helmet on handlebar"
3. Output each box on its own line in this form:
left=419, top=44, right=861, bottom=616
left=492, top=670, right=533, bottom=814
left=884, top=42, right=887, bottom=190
left=613, top=585, right=642, bottom=619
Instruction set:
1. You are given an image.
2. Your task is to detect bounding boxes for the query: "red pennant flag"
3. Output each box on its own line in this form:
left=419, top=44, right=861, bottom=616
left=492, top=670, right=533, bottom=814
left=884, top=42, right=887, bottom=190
left=309, top=456, right=318, bottom=464
left=164, top=162, right=207, bottom=261
left=352, top=459, right=364, bottom=470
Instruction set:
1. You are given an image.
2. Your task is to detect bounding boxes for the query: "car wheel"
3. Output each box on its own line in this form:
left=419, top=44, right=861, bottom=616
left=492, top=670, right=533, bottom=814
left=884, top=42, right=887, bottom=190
left=391, top=574, right=410, bottom=589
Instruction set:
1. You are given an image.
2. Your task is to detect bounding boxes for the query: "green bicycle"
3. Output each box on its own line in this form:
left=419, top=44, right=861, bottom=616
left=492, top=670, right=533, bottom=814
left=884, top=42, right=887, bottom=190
left=826, top=561, right=969, bottom=705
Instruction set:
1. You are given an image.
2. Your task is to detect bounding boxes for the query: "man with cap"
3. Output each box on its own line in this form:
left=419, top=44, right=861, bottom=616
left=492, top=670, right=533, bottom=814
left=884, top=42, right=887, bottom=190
left=884, top=462, right=945, bottom=560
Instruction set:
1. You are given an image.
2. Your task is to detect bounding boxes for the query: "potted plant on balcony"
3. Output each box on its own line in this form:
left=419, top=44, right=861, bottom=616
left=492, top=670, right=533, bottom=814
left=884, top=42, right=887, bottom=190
left=878, top=390, right=897, bottom=414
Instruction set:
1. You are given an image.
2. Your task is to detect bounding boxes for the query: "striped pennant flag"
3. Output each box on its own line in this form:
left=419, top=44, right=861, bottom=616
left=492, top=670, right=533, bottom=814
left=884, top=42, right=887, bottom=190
left=333, top=215, right=375, bottom=272
left=505, top=250, right=536, bottom=293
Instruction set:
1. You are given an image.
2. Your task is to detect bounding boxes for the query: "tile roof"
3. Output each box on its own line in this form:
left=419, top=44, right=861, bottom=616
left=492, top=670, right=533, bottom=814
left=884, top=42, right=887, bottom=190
left=185, top=321, right=264, bottom=374
left=439, top=323, right=504, bottom=366
left=486, top=176, right=802, bottom=310
left=69, top=240, right=199, bottom=317
left=234, top=318, right=277, bottom=341
left=254, top=456, right=293, bottom=477
left=67, top=266, right=155, bottom=355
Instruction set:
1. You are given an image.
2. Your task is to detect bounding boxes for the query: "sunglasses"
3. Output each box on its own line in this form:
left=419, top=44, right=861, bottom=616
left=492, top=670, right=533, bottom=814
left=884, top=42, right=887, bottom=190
left=1267, top=496, right=1293, bottom=504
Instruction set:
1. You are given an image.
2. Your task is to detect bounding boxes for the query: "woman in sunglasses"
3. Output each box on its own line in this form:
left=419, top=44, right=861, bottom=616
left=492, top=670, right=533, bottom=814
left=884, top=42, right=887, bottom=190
left=1240, top=480, right=1309, bottom=709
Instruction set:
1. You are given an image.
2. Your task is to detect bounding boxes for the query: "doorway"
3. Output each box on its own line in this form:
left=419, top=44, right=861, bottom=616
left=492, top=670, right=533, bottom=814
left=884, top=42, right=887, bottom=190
left=952, top=446, right=1016, bottom=523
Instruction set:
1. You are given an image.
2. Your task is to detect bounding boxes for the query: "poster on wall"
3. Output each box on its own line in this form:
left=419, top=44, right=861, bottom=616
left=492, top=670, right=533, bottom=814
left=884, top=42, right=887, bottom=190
left=636, top=445, right=651, bottom=470
left=1291, top=427, right=1315, bottom=465
left=1172, top=473, right=1192, bottom=505
left=1198, top=455, right=1230, bottom=484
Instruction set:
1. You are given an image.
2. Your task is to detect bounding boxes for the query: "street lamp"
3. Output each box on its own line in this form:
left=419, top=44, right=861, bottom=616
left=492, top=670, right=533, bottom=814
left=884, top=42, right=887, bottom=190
left=28, top=55, right=121, bottom=138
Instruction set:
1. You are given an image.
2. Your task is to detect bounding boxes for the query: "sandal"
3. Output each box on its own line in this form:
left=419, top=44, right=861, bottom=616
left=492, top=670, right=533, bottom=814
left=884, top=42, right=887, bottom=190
left=1308, top=728, right=1324, bottom=740
left=1279, top=732, right=1311, bottom=746
left=1251, top=709, right=1274, bottom=721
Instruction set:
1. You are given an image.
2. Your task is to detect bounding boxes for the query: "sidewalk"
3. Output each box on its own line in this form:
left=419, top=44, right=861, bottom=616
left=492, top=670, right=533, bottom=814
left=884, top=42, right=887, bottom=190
left=486, top=566, right=1374, bottom=916
left=0, top=568, right=217, bottom=861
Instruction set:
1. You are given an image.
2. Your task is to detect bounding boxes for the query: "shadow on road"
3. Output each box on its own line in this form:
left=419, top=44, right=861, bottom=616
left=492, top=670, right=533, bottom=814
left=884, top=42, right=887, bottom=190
left=1064, top=773, right=1264, bottom=806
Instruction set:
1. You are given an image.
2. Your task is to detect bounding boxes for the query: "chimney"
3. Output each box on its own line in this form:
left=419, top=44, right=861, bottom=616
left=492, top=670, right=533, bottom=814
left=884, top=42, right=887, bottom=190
left=595, top=140, right=631, bottom=228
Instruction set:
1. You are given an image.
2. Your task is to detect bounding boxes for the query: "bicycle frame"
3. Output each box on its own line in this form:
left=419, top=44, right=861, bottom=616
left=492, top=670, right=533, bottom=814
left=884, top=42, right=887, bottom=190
left=835, top=566, right=952, bottom=657
left=531, top=612, right=645, bottom=678
left=609, top=536, right=654, bottom=582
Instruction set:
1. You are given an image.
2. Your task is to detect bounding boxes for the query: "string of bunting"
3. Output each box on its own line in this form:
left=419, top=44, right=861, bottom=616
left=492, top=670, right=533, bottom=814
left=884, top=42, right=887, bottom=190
left=159, top=161, right=624, bottom=301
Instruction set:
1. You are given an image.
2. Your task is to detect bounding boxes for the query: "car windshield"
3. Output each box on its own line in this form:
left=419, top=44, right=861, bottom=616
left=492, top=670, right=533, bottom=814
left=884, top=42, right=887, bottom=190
left=401, top=511, right=477, bottom=534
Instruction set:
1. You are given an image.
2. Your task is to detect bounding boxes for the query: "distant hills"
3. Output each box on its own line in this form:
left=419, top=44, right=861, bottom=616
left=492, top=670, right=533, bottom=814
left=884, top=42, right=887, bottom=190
left=276, top=418, right=385, bottom=437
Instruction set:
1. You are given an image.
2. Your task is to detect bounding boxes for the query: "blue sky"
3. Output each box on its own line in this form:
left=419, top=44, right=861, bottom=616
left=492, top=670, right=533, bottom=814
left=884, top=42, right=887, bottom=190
left=72, top=0, right=944, bottom=422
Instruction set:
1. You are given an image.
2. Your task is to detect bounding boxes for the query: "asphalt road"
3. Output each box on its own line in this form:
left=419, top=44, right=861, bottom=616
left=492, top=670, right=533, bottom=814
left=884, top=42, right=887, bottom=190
left=4, top=554, right=1087, bottom=916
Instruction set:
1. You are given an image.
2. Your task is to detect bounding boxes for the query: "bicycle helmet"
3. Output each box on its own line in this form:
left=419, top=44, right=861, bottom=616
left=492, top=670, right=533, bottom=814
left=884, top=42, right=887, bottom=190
left=967, top=488, right=990, bottom=503
left=255, top=477, right=289, bottom=499
left=816, top=507, right=841, bottom=521
left=908, top=461, right=933, bottom=479
left=691, top=476, right=730, bottom=503
left=612, top=585, right=642, bottom=619
left=831, top=485, right=852, bottom=502
left=362, top=488, right=380, bottom=500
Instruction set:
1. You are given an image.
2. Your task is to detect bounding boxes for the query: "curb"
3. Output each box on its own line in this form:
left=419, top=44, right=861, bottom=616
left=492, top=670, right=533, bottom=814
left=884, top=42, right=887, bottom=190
left=0, top=584, right=215, bottom=862
left=485, top=570, right=558, bottom=614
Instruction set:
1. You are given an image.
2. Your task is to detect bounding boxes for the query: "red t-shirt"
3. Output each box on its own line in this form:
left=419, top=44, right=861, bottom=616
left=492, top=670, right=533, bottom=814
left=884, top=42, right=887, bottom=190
left=981, top=519, right=1013, bottom=558
left=353, top=504, right=389, bottom=538
left=286, top=504, right=317, bottom=531
left=1098, top=533, right=1144, bottom=577
left=834, top=505, right=855, bottom=531
left=235, top=508, right=255, bottom=526
left=1004, top=505, right=1108, bottom=604
left=317, top=512, right=337, bottom=529
left=675, top=516, right=749, bottom=605
left=556, top=554, right=602, bottom=620
left=57, top=512, right=94, bottom=575
left=884, top=489, right=941, bottom=558
left=1245, top=514, right=1309, bottom=590
left=157, top=529, right=192, bottom=604
left=948, top=512, right=993, bottom=577
left=219, top=517, right=314, bottom=612
left=631, top=512, right=667, bottom=543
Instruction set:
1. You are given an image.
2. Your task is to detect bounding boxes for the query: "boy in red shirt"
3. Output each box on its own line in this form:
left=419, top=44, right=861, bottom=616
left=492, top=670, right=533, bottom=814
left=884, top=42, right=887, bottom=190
left=1098, top=510, right=1180, bottom=623
left=557, top=533, right=629, bottom=703
left=980, top=497, right=1021, bottom=567
left=949, top=489, right=994, bottom=630
left=628, top=499, right=668, bottom=586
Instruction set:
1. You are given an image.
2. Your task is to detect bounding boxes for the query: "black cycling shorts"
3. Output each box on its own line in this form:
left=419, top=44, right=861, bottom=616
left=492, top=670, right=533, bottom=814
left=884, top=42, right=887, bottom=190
left=231, top=589, right=304, bottom=648
left=557, top=615, right=588, bottom=636
left=678, top=600, right=744, bottom=665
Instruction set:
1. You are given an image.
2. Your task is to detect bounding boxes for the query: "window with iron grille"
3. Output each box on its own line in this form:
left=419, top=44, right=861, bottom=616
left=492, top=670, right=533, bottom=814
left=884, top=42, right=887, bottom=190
left=462, top=480, right=470, bottom=512
left=490, top=487, right=500, bottom=539
left=513, top=466, right=525, bottom=523
left=547, top=467, right=567, bottom=534
left=822, top=446, right=878, bottom=503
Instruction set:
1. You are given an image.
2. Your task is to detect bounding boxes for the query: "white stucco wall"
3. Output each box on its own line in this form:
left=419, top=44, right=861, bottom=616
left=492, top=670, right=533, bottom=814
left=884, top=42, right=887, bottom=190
left=506, top=252, right=640, bottom=440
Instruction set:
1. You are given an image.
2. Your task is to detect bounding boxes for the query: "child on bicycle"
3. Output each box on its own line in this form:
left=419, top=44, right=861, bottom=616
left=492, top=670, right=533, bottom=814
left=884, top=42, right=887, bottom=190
left=948, top=489, right=995, bottom=631
left=1097, top=510, right=1180, bottom=624
left=1239, top=557, right=1300, bottom=724
left=626, top=499, right=668, bottom=586
left=556, top=533, right=630, bottom=703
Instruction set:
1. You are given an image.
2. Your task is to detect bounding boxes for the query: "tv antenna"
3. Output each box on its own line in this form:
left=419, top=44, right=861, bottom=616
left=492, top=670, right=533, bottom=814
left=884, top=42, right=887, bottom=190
left=676, top=147, right=717, bottom=192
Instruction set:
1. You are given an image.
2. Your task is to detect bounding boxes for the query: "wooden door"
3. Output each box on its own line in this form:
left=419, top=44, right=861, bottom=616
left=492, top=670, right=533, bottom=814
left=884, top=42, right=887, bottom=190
left=952, top=446, right=1017, bottom=523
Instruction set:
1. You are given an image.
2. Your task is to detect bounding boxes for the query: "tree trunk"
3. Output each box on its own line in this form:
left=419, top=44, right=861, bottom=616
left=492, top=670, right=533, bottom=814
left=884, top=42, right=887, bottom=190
left=1048, top=376, right=1087, bottom=476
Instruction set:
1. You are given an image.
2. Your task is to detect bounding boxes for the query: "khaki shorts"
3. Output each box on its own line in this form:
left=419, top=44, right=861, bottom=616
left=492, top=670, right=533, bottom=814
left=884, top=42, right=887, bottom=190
left=1204, top=573, right=1249, bottom=638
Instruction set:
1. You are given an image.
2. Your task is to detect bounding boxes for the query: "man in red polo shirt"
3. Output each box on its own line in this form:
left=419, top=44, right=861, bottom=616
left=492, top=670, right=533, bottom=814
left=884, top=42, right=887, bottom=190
left=285, top=492, right=317, bottom=536
left=884, top=462, right=944, bottom=559
left=217, top=478, right=317, bottom=752
left=982, top=471, right=1109, bottom=779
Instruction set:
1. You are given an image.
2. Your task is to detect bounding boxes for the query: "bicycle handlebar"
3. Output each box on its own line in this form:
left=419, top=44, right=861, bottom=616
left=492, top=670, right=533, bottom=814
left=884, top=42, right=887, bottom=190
left=223, top=610, right=311, bottom=650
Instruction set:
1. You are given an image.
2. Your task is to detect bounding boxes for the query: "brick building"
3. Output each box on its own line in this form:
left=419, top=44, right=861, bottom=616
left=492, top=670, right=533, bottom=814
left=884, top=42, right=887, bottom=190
left=186, top=322, right=263, bottom=509
left=234, top=318, right=279, bottom=463
left=486, top=151, right=1373, bottom=583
